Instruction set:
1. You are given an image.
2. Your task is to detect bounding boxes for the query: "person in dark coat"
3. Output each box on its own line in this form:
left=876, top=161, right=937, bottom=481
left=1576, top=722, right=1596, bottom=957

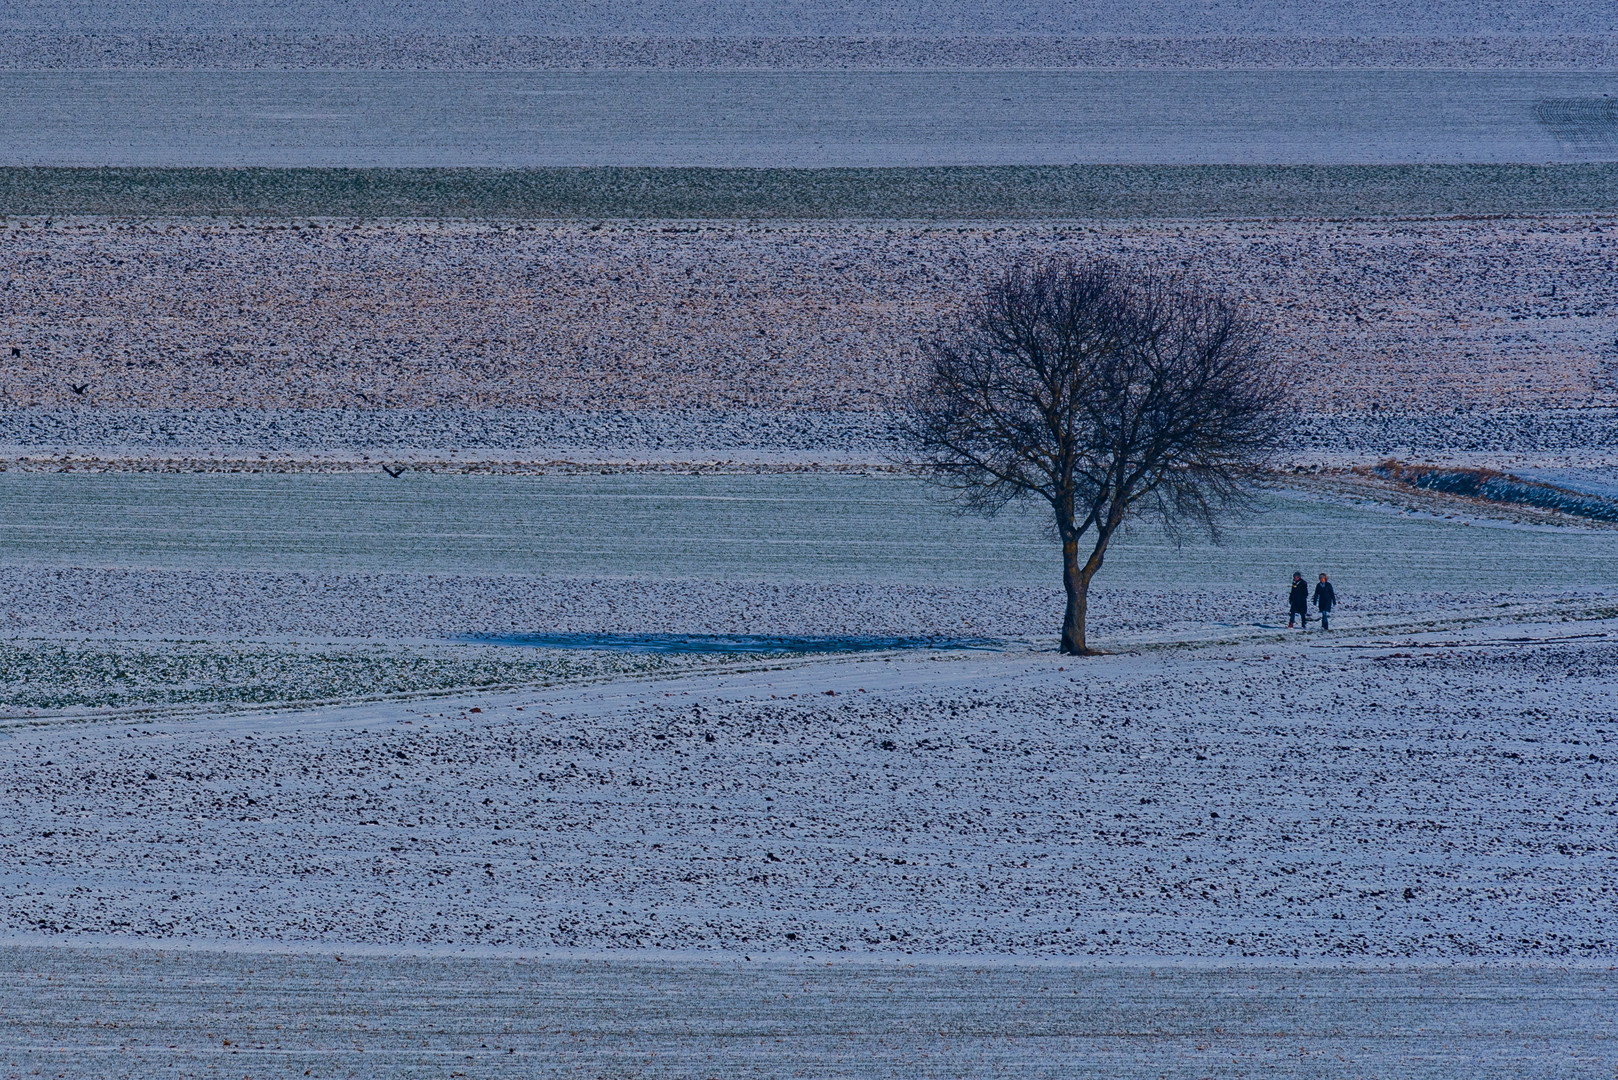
left=1314, top=573, right=1336, bottom=631
left=1288, top=572, right=1309, bottom=628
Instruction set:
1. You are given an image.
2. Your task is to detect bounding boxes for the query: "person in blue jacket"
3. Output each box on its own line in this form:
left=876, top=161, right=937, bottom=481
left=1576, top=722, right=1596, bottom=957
left=1314, top=573, right=1336, bottom=631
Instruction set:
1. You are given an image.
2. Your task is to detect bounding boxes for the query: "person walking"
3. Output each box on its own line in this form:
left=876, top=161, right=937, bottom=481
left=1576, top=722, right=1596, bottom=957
left=1314, top=572, right=1336, bottom=631
left=1288, top=572, right=1309, bottom=629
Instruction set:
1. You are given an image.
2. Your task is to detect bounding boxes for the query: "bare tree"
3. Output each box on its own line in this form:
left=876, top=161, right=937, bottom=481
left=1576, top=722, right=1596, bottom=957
left=909, top=258, right=1288, bottom=655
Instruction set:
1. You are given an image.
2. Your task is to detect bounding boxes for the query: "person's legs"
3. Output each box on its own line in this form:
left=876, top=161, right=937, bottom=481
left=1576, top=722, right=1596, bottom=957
left=1320, top=609, right=1330, bottom=631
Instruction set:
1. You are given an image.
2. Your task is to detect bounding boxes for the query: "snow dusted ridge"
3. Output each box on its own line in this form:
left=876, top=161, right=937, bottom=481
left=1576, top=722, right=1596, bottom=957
left=1, top=612, right=1613, bottom=959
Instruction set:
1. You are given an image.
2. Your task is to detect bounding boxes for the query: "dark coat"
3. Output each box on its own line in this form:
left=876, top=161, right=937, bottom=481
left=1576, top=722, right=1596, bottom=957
left=1289, top=580, right=1309, bottom=612
left=1314, top=581, right=1336, bottom=611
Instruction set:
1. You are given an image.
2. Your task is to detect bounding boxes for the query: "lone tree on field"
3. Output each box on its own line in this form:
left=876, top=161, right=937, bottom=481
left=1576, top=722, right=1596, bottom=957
left=909, top=258, right=1288, bottom=655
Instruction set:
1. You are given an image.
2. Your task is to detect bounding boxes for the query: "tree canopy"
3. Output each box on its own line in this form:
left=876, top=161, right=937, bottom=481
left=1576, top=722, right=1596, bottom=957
left=909, top=257, right=1289, bottom=654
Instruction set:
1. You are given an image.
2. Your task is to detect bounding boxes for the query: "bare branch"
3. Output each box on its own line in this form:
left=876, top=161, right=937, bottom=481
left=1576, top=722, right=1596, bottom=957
left=906, top=256, right=1288, bottom=654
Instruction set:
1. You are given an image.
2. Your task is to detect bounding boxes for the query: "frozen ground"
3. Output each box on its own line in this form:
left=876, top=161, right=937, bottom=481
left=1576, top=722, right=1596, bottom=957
left=0, top=408, right=914, bottom=468
left=1, top=946, right=1613, bottom=1079
left=4, top=70, right=1615, bottom=168
left=4, top=217, right=1615, bottom=416
left=0, top=480, right=1610, bottom=955
left=4, top=579, right=1611, bottom=717
left=1, top=477, right=1613, bottom=953
left=0, top=608, right=1614, bottom=959
left=3, top=602, right=1616, bottom=1076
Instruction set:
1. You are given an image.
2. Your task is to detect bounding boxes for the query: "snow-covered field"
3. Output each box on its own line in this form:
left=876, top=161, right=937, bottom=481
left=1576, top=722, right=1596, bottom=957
left=5, top=69, right=1614, bottom=167
left=0, top=477, right=1612, bottom=957
left=6, top=32, right=1618, bottom=72
left=3, top=577, right=1616, bottom=1067
left=1, top=470, right=1614, bottom=720
left=6, top=407, right=1618, bottom=471
left=2, top=608, right=1614, bottom=960
left=2, top=531, right=1614, bottom=1053
left=2, top=945, right=1613, bottom=1079
left=1, top=3, right=1612, bottom=1067
left=4, top=474, right=1618, bottom=588
left=1512, top=467, right=1618, bottom=502
left=0, top=637, right=697, bottom=716
left=1, top=475, right=1611, bottom=965
left=4, top=216, right=1615, bottom=416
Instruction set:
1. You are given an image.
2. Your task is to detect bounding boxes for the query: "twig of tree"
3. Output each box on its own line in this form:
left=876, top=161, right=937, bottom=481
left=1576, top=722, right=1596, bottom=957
left=908, top=257, right=1289, bottom=655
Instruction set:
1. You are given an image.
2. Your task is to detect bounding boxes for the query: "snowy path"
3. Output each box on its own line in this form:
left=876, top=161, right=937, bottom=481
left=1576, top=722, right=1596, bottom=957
left=0, top=944, right=1613, bottom=1078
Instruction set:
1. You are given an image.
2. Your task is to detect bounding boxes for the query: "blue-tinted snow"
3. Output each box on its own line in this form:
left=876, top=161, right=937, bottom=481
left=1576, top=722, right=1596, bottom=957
left=469, top=632, right=996, bottom=653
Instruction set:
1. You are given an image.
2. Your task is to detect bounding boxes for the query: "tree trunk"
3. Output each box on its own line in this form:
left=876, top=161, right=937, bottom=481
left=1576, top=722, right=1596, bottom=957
left=1060, top=530, right=1110, bottom=656
left=1060, top=531, right=1088, bottom=654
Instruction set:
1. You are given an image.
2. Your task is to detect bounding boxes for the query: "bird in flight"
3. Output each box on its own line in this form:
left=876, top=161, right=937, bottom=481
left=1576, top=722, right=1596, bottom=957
left=70, top=383, right=88, bottom=395
left=382, top=465, right=404, bottom=478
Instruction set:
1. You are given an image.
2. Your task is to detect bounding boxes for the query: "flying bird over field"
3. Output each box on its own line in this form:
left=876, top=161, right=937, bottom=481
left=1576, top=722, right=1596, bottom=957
left=382, top=465, right=404, bottom=478
left=70, top=383, right=88, bottom=395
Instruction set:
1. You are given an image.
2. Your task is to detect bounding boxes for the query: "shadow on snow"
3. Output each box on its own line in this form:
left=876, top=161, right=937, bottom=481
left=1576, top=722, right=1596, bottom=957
left=463, top=633, right=1000, bottom=655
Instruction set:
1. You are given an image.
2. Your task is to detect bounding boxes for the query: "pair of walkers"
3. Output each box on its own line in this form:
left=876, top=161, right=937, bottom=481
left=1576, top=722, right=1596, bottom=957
left=1289, top=572, right=1336, bottom=630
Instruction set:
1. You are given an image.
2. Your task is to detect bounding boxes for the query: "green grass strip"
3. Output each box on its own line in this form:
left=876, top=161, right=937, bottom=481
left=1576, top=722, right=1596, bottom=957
left=3, top=164, right=1617, bottom=220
